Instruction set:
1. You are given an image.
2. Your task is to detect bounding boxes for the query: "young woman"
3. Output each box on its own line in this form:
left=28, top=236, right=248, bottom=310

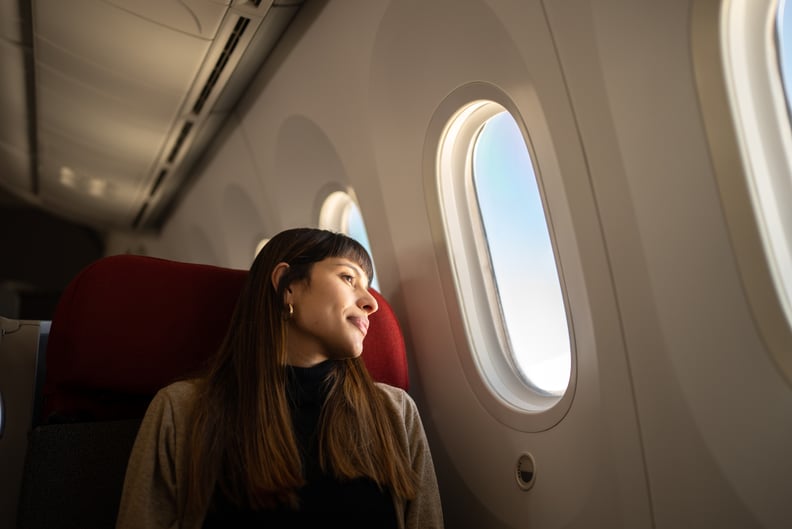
left=115, top=228, right=444, bottom=528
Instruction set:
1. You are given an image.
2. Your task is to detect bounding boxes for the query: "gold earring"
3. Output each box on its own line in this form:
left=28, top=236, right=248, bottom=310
left=285, top=303, right=294, bottom=320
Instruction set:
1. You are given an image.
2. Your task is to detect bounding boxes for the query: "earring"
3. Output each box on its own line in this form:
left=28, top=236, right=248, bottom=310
left=285, top=303, right=294, bottom=320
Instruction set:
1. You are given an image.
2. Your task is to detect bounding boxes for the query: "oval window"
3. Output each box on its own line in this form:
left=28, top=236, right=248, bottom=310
left=433, top=96, right=574, bottom=413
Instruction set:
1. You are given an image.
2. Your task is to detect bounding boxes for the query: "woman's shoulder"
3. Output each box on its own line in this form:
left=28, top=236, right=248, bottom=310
left=159, top=379, right=198, bottom=398
left=374, top=381, right=408, bottom=399
left=374, top=382, right=418, bottom=415
left=156, top=378, right=197, bottom=400
left=147, top=379, right=199, bottom=416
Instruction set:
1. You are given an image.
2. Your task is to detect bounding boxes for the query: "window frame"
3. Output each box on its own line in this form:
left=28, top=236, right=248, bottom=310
left=692, top=0, right=792, bottom=385
left=424, top=82, right=578, bottom=431
left=319, top=190, right=357, bottom=234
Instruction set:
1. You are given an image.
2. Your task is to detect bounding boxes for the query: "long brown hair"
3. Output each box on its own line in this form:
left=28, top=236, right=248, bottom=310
left=186, top=228, right=417, bottom=513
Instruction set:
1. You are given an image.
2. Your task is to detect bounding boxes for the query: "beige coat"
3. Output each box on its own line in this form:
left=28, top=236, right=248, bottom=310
left=116, top=380, right=444, bottom=529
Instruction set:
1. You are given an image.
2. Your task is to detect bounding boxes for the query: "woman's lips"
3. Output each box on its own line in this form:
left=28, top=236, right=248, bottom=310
left=349, top=316, right=369, bottom=336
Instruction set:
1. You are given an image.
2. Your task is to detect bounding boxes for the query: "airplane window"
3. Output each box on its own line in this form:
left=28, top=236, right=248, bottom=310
left=698, top=0, right=792, bottom=383
left=254, top=238, right=270, bottom=259
left=433, top=97, right=573, bottom=405
left=471, top=111, right=571, bottom=395
left=746, top=0, right=792, bottom=333
left=319, top=191, right=379, bottom=290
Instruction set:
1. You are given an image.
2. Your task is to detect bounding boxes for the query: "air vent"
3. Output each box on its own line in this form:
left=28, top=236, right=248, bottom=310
left=192, top=17, right=251, bottom=114
left=166, top=121, right=194, bottom=164
left=149, top=169, right=168, bottom=197
left=132, top=202, right=149, bottom=229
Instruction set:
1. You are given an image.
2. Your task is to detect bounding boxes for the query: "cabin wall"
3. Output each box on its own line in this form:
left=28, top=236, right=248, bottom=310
left=105, top=1, right=792, bottom=528
left=545, top=1, right=792, bottom=527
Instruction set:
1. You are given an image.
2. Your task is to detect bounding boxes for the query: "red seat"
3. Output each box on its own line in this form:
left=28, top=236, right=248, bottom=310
left=16, top=254, right=409, bottom=529
left=42, top=253, right=408, bottom=421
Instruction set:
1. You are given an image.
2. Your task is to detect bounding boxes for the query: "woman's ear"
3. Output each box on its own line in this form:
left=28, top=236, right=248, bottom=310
left=271, top=262, right=291, bottom=295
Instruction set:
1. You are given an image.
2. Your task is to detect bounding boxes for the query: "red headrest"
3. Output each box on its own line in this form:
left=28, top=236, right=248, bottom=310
left=42, top=254, right=408, bottom=422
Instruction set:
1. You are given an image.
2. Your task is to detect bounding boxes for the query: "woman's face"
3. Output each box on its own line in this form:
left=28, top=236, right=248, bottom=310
left=281, top=256, right=378, bottom=366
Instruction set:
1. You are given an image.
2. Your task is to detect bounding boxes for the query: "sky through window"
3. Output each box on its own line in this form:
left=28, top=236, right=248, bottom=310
left=472, top=111, right=571, bottom=394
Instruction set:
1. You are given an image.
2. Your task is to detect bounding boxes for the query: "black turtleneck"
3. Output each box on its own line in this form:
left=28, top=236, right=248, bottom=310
left=201, top=360, right=398, bottom=528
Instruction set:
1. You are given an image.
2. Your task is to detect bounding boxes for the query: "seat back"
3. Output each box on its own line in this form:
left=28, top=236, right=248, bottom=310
left=15, top=254, right=408, bottom=528
left=41, top=255, right=249, bottom=422
left=0, top=317, right=49, bottom=529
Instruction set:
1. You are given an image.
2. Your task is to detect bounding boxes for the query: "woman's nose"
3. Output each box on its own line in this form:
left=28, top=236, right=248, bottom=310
left=360, top=290, right=379, bottom=314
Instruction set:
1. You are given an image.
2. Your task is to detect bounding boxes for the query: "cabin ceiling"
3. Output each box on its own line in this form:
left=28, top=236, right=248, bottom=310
left=0, top=0, right=303, bottom=232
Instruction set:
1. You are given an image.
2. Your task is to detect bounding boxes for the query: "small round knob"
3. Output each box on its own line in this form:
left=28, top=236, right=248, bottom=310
left=515, top=452, right=536, bottom=491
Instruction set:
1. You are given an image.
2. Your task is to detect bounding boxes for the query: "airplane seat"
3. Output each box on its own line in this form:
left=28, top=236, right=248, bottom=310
left=0, top=317, right=49, bottom=529
left=14, top=253, right=409, bottom=529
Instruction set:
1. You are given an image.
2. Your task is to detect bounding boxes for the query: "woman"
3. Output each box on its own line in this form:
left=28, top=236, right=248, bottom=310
left=115, top=228, right=444, bottom=528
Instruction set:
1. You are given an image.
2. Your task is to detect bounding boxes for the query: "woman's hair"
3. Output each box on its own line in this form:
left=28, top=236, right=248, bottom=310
left=186, top=228, right=418, bottom=512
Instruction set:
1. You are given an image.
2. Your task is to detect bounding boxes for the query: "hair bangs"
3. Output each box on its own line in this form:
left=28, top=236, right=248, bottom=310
left=327, top=233, right=374, bottom=285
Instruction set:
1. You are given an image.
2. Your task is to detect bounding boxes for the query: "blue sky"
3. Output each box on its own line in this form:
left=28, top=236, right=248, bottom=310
left=348, top=202, right=380, bottom=291
left=780, top=0, right=792, bottom=101
left=473, top=111, right=571, bottom=394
